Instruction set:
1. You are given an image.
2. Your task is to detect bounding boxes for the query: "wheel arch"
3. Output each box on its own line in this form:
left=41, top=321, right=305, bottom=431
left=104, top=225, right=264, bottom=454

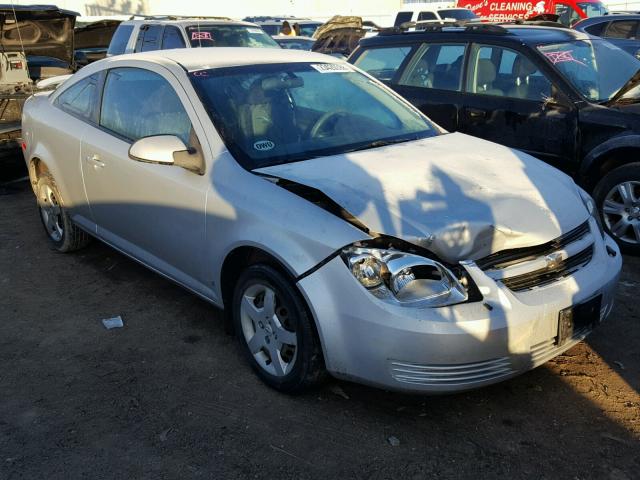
left=219, top=245, right=301, bottom=330
left=580, top=135, right=640, bottom=191
left=219, top=244, right=327, bottom=356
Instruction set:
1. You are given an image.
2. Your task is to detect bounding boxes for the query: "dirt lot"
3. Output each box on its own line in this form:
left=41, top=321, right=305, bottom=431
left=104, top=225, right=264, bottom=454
left=1, top=180, right=639, bottom=480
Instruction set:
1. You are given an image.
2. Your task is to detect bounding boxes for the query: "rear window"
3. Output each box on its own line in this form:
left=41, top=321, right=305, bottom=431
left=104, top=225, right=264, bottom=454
left=107, top=24, right=133, bottom=56
left=186, top=25, right=279, bottom=48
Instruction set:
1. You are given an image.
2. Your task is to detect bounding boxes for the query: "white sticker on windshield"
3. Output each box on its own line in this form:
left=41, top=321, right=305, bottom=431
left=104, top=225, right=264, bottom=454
left=254, top=139, right=275, bottom=151
left=247, top=27, right=263, bottom=34
left=310, top=63, right=353, bottom=73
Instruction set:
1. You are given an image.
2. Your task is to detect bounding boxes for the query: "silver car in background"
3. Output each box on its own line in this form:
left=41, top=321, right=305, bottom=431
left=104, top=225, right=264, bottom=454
left=21, top=48, right=622, bottom=393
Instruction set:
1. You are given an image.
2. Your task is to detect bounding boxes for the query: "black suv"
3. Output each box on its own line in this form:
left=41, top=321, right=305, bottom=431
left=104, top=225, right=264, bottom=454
left=349, top=24, right=640, bottom=252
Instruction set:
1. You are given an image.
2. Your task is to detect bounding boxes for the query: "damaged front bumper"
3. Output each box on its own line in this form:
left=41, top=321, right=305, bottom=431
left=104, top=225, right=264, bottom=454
left=296, top=225, right=622, bottom=393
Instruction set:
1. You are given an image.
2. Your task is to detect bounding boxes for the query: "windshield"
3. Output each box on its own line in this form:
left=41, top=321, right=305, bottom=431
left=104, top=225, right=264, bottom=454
left=299, top=23, right=321, bottom=37
left=438, top=9, right=478, bottom=20
left=538, top=40, right=640, bottom=102
left=185, top=25, right=279, bottom=48
left=189, top=63, right=437, bottom=168
left=577, top=2, right=609, bottom=17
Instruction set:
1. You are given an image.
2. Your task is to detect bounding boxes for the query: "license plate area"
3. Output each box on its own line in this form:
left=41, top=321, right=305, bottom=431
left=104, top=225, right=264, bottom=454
left=556, top=295, right=602, bottom=346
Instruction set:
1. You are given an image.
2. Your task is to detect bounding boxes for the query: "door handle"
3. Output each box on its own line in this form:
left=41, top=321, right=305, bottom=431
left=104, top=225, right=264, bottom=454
left=85, top=154, right=105, bottom=168
left=466, top=108, right=487, bottom=119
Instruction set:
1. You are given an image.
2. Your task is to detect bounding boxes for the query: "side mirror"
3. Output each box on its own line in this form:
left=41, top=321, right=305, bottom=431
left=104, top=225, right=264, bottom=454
left=128, top=135, right=188, bottom=165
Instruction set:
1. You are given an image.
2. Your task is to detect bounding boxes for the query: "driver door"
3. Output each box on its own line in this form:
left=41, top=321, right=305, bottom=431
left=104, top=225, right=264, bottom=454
left=80, top=66, right=211, bottom=295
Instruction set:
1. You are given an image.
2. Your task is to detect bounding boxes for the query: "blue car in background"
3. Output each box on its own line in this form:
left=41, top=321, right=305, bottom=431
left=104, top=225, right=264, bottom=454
left=574, top=14, right=640, bottom=58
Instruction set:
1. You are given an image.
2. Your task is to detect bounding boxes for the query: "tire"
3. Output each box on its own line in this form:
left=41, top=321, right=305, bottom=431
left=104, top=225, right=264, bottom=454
left=232, top=264, right=325, bottom=393
left=593, top=162, right=640, bottom=255
left=36, top=173, right=91, bottom=253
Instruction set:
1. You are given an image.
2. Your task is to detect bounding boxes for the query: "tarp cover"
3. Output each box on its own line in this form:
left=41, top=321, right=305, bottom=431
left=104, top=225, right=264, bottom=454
left=312, top=15, right=363, bottom=40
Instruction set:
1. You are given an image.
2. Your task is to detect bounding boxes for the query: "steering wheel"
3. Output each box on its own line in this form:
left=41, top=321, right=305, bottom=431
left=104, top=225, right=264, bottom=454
left=309, top=109, right=348, bottom=139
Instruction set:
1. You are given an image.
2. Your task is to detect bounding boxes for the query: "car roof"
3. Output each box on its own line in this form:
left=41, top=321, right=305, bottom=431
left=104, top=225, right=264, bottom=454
left=121, top=18, right=257, bottom=27
left=250, top=18, right=321, bottom=24
left=110, top=47, right=341, bottom=71
left=273, top=35, right=315, bottom=41
left=360, top=24, right=591, bottom=47
left=575, top=14, right=640, bottom=26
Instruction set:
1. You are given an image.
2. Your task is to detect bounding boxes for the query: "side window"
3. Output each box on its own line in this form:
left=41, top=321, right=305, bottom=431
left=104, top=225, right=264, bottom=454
left=99, top=68, right=191, bottom=144
left=554, top=3, right=581, bottom=26
left=398, top=43, right=466, bottom=91
left=353, top=46, right=413, bottom=81
left=107, top=24, right=133, bottom=56
left=162, top=26, right=186, bottom=49
left=605, top=21, right=640, bottom=40
left=467, top=45, right=552, bottom=101
left=584, top=21, right=608, bottom=37
left=135, top=24, right=163, bottom=52
left=417, top=12, right=437, bottom=21
left=55, top=73, right=100, bottom=121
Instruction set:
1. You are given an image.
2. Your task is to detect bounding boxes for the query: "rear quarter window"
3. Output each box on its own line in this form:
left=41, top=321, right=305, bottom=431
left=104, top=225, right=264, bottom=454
left=353, top=46, right=414, bottom=81
left=107, top=24, right=134, bottom=56
left=54, top=74, right=100, bottom=121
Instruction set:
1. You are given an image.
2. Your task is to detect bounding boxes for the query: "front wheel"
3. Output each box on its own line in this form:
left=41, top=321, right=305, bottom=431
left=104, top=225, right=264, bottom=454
left=593, top=162, right=640, bottom=255
left=232, top=264, right=324, bottom=393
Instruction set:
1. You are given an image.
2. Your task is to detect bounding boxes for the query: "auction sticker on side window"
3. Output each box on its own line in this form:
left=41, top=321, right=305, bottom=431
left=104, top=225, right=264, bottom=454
left=310, top=63, right=353, bottom=73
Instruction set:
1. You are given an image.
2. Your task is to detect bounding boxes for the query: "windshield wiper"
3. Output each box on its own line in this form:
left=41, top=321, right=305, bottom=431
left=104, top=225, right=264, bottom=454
left=607, top=68, right=640, bottom=106
left=344, top=137, right=418, bottom=153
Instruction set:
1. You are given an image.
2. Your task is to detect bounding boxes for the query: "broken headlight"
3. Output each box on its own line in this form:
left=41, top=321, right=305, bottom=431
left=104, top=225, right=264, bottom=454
left=341, top=247, right=468, bottom=308
left=579, top=188, right=605, bottom=239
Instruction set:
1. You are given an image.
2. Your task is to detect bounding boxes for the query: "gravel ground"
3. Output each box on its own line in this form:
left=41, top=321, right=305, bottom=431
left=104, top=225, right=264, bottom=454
left=1, top=180, right=639, bottom=480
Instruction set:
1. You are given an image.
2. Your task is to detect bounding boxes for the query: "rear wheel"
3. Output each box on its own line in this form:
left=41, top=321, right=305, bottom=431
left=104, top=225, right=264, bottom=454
left=37, top=173, right=90, bottom=252
left=232, top=264, right=324, bottom=393
left=593, top=163, right=640, bottom=254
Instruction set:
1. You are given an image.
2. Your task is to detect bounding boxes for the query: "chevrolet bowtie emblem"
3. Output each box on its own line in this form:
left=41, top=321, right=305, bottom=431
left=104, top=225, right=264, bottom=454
left=545, top=253, right=563, bottom=270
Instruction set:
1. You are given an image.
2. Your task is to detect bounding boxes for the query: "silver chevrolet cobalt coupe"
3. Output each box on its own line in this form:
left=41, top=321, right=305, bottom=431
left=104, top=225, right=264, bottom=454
left=22, top=48, right=622, bottom=393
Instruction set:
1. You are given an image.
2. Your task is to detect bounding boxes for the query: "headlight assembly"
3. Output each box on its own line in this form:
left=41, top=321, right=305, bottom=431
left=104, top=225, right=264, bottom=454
left=579, top=188, right=605, bottom=238
left=342, top=247, right=468, bottom=308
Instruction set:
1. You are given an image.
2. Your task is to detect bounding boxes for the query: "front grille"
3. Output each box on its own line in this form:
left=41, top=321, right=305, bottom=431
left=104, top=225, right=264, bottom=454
left=389, top=357, right=514, bottom=386
left=501, top=245, right=594, bottom=292
left=476, top=221, right=590, bottom=270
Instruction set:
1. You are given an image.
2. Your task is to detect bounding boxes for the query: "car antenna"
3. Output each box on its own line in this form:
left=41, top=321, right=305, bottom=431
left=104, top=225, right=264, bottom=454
left=9, top=1, right=33, bottom=95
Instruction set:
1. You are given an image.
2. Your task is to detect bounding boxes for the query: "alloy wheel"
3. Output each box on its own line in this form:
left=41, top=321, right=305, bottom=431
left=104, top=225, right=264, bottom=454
left=602, top=181, right=640, bottom=245
left=239, top=283, right=298, bottom=377
left=39, top=184, right=64, bottom=242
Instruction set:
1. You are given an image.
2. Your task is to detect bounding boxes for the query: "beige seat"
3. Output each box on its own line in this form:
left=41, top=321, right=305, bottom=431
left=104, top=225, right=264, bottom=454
left=509, top=56, right=538, bottom=100
left=475, top=59, right=502, bottom=96
left=238, top=80, right=274, bottom=140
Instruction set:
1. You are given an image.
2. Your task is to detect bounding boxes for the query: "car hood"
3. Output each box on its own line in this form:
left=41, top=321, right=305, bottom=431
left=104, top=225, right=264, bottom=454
left=0, top=5, right=78, bottom=66
left=256, top=133, right=588, bottom=263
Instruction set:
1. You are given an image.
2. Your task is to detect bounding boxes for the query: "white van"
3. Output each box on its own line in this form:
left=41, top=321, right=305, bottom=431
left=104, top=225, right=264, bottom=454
left=393, top=4, right=477, bottom=26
